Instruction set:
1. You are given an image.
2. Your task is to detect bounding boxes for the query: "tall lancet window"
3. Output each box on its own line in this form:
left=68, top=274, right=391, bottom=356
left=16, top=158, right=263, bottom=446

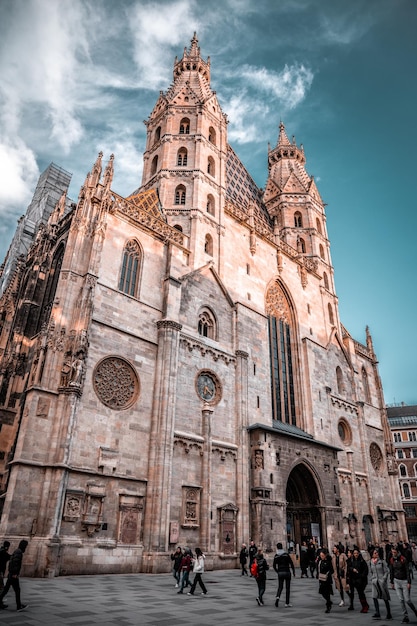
left=119, top=239, right=141, bottom=297
left=266, top=282, right=297, bottom=425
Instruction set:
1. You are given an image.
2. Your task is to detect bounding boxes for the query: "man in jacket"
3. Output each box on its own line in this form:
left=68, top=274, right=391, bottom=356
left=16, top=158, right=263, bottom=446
left=0, top=541, right=10, bottom=592
left=273, top=542, right=295, bottom=608
left=390, top=546, right=417, bottom=623
left=0, top=539, right=29, bottom=611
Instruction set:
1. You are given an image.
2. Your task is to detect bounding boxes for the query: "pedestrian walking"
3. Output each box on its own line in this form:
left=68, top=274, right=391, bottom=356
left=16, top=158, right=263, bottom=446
left=318, top=548, right=334, bottom=613
left=389, top=545, right=417, bottom=623
left=331, top=544, right=348, bottom=607
left=370, top=548, right=392, bottom=620
left=187, top=547, right=207, bottom=596
left=273, top=541, right=295, bottom=608
left=308, top=542, right=317, bottom=578
left=254, top=549, right=269, bottom=606
left=239, top=543, right=248, bottom=576
left=347, top=547, right=369, bottom=613
left=170, top=546, right=183, bottom=588
left=300, top=541, right=309, bottom=577
left=248, top=540, right=257, bottom=576
left=177, top=548, right=193, bottom=594
left=0, top=539, right=29, bottom=611
left=0, top=541, right=10, bottom=592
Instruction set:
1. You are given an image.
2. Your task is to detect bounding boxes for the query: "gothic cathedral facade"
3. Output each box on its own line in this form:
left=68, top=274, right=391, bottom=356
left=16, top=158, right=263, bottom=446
left=0, top=35, right=404, bottom=575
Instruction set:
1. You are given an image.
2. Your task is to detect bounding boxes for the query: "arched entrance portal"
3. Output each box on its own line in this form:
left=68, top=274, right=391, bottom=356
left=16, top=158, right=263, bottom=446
left=286, top=464, right=322, bottom=547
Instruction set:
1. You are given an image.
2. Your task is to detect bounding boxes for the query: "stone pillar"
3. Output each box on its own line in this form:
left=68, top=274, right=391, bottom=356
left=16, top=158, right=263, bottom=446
left=201, top=404, right=213, bottom=551
left=235, top=350, right=249, bottom=545
left=143, top=320, right=182, bottom=557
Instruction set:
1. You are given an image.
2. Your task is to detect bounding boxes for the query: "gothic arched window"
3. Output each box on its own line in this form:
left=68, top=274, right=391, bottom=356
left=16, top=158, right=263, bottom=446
left=323, top=272, right=329, bottom=290
left=155, top=126, right=161, bottom=143
left=403, top=483, right=410, bottom=498
left=319, top=244, right=325, bottom=260
left=207, top=194, right=215, bottom=215
left=204, top=234, right=213, bottom=256
left=316, top=218, right=322, bottom=234
left=294, top=211, right=303, bottom=227
left=208, top=126, right=216, bottom=144
left=328, top=303, right=334, bottom=325
left=175, top=185, right=186, bottom=205
left=198, top=308, right=216, bottom=340
left=179, top=118, right=190, bottom=134
left=119, top=239, right=141, bottom=297
left=400, top=464, right=407, bottom=477
left=177, top=148, right=188, bottom=166
left=266, top=282, right=298, bottom=426
left=151, top=155, right=158, bottom=176
left=362, top=367, right=371, bottom=403
left=207, top=156, right=215, bottom=176
left=336, top=366, right=344, bottom=395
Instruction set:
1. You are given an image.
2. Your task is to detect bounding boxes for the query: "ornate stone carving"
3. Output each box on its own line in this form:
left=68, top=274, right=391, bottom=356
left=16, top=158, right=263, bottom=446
left=369, top=442, right=383, bottom=472
left=180, top=334, right=235, bottom=365
left=63, top=491, right=83, bottom=522
left=93, top=356, right=139, bottom=410
left=265, top=282, right=291, bottom=323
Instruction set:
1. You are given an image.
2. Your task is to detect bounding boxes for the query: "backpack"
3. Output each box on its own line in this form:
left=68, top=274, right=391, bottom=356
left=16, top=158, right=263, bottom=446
left=250, top=560, right=258, bottom=577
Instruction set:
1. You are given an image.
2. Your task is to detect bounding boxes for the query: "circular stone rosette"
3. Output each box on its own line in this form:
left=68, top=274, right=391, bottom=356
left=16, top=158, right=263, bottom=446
left=369, top=442, right=383, bottom=472
left=93, top=356, right=139, bottom=410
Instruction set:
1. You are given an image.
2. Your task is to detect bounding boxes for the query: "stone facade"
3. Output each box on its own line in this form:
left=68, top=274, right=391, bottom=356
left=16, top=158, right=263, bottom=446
left=0, top=35, right=405, bottom=577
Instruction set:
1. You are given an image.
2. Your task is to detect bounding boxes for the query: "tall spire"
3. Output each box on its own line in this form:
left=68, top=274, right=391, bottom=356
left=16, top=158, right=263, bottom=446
left=277, top=121, right=291, bottom=147
left=173, top=33, right=211, bottom=85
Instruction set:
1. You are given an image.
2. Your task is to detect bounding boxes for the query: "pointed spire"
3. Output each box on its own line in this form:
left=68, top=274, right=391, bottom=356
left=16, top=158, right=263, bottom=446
left=189, top=32, right=199, bottom=58
left=277, top=121, right=291, bottom=147
left=173, top=34, right=210, bottom=84
left=89, top=151, right=103, bottom=188
left=103, top=154, right=114, bottom=190
left=366, top=326, right=375, bottom=356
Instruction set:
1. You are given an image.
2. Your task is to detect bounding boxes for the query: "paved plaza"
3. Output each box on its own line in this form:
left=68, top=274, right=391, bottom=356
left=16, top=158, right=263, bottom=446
left=0, top=567, right=416, bottom=625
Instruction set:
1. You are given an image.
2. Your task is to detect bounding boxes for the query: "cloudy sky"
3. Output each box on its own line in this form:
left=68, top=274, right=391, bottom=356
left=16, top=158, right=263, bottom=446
left=0, top=0, right=416, bottom=405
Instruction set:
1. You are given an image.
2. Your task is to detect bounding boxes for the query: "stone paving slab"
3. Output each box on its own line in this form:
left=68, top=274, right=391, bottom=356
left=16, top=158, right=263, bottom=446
left=0, top=569, right=415, bottom=625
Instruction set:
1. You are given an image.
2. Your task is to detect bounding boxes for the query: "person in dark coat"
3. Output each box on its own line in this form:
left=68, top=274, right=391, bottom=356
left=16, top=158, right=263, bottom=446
left=318, top=548, right=334, bottom=613
left=248, top=540, right=257, bottom=576
left=0, top=541, right=10, bottom=592
left=239, top=543, right=248, bottom=576
left=170, top=546, right=183, bottom=587
left=300, top=541, right=309, bottom=577
left=389, top=545, right=417, bottom=623
left=254, top=549, right=269, bottom=606
left=273, top=542, right=295, bottom=607
left=0, top=539, right=29, bottom=611
left=347, top=548, right=369, bottom=612
left=177, top=548, right=193, bottom=593
left=307, top=542, right=317, bottom=578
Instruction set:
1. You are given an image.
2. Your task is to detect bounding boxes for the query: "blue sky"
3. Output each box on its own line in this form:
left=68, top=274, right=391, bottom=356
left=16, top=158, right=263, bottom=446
left=0, top=0, right=416, bottom=405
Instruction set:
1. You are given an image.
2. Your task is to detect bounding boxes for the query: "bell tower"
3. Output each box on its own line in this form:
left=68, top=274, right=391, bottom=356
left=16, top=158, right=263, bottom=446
left=263, top=122, right=339, bottom=328
left=138, top=34, right=228, bottom=270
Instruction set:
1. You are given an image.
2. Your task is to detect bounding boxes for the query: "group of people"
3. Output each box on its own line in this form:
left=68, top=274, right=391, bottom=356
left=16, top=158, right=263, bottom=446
left=0, top=539, right=29, bottom=612
left=170, top=546, right=207, bottom=596
left=239, top=537, right=417, bottom=622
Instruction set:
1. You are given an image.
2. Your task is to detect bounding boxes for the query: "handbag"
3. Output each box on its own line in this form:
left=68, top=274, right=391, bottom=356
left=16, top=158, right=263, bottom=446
left=319, top=572, right=328, bottom=581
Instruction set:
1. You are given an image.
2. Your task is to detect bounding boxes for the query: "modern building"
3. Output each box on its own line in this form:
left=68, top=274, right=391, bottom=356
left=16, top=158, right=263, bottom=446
left=0, top=35, right=404, bottom=576
left=387, top=404, right=417, bottom=541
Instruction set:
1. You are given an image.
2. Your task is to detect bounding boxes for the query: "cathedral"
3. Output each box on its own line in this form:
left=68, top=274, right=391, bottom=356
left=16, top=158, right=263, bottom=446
left=0, top=35, right=404, bottom=576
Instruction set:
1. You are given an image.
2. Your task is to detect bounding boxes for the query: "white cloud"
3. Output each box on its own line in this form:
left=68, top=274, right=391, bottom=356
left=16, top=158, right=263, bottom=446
left=0, top=139, right=39, bottom=209
left=224, top=92, right=268, bottom=144
left=127, top=0, right=200, bottom=89
left=241, top=64, right=314, bottom=110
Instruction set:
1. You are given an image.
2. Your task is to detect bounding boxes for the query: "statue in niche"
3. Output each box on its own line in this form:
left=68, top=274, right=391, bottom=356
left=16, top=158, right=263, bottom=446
left=69, top=351, right=85, bottom=387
